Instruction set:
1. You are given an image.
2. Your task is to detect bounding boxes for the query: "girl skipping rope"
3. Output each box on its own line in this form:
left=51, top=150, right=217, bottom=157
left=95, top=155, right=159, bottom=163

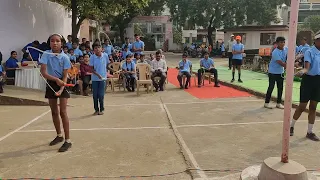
left=39, top=34, right=72, bottom=152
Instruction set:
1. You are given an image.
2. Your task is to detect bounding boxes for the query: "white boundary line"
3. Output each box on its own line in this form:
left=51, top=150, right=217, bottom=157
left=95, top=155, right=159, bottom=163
left=162, top=103, right=208, bottom=178
left=0, top=109, right=51, bottom=143
left=18, top=126, right=169, bottom=133
left=95, top=99, right=263, bottom=107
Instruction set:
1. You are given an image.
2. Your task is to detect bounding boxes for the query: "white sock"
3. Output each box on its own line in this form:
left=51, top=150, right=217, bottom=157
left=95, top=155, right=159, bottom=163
left=307, top=124, right=314, bottom=133
left=290, top=119, right=297, bottom=127
left=65, top=139, right=71, bottom=143
left=57, top=134, right=63, bottom=137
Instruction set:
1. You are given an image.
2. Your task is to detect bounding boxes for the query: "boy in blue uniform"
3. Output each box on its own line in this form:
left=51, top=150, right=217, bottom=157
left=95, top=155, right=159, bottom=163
left=177, top=54, right=192, bottom=89
left=90, top=43, right=110, bottom=115
left=103, top=39, right=114, bottom=55
left=197, top=52, right=220, bottom=87
left=264, top=37, right=287, bottom=109
left=290, top=33, right=320, bottom=141
left=122, top=38, right=132, bottom=51
left=40, top=34, right=72, bottom=152
left=72, top=42, right=83, bottom=59
left=122, top=54, right=136, bottom=92
left=231, top=36, right=244, bottom=83
left=132, top=34, right=145, bottom=55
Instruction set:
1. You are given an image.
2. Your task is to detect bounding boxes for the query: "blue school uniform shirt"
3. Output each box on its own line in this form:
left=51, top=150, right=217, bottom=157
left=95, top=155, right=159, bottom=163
left=0, top=65, right=3, bottom=73
left=89, top=53, right=110, bottom=81
left=68, top=54, right=76, bottom=62
left=73, top=48, right=83, bottom=58
left=66, top=42, right=72, bottom=50
left=304, top=46, right=320, bottom=76
left=268, top=48, right=287, bottom=74
left=297, top=44, right=310, bottom=54
left=104, top=45, right=114, bottom=55
left=132, top=40, right=145, bottom=55
left=122, top=50, right=132, bottom=59
left=39, top=50, right=71, bottom=78
left=179, top=60, right=192, bottom=73
left=232, top=43, right=244, bottom=60
left=221, top=44, right=225, bottom=52
left=122, top=61, right=136, bottom=77
left=122, top=43, right=132, bottom=51
left=5, top=58, right=19, bottom=68
left=23, top=43, right=41, bottom=61
left=200, top=58, right=214, bottom=69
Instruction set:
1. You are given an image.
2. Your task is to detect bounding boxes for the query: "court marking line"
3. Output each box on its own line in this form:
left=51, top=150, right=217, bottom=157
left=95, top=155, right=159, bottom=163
left=161, top=102, right=207, bottom=178
left=0, top=109, right=51, bottom=142
left=73, top=99, right=263, bottom=107
left=15, top=119, right=313, bottom=133
left=18, top=126, right=170, bottom=133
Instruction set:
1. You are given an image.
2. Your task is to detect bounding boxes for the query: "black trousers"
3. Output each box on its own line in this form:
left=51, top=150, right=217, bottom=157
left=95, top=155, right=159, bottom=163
left=265, top=73, right=284, bottom=104
left=197, top=68, right=218, bottom=85
left=177, top=71, right=191, bottom=87
left=82, top=75, right=91, bottom=91
left=228, top=52, right=233, bottom=69
left=124, top=73, right=135, bottom=90
left=151, top=72, right=166, bottom=90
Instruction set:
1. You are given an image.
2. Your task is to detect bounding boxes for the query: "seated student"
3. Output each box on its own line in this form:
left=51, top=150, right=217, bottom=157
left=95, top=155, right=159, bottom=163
left=0, top=65, right=5, bottom=93
left=122, top=54, right=136, bottom=92
left=122, top=45, right=132, bottom=60
left=21, top=53, right=32, bottom=66
left=80, top=54, right=92, bottom=96
left=112, top=52, right=121, bottom=62
left=79, top=44, right=86, bottom=55
left=68, top=49, right=77, bottom=62
left=5, top=51, right=19, bottom=78
left=22, top=41, right=41, bottom=62
left=133, top=53, right=141, bottom=64
left=137, top=54, right=148, bottom=64
left=72, top=42, right=83, bottom=59
left=177, top=54, right=192, bottom=89
left=150, top=51, right=167, bottom=92
left=63, top=46, right=69, bottom=54
left=67, top=60, right=81, bottom=94
left=197, top=52, right=220, bottom=87
left=85, top=46, right=93, bottom=56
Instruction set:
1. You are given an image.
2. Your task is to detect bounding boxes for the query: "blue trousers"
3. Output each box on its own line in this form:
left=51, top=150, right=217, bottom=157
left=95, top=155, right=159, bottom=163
left=92, top=81, right=106, bottom=112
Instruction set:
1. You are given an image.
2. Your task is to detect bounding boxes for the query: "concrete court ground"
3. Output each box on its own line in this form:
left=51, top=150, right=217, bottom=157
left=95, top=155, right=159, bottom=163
left=0, top=53, right=320, bottom=180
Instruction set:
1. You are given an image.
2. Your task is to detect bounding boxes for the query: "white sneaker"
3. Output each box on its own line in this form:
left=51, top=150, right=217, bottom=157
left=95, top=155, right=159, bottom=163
left=264, top=103, right=273, bottom=109
left=276, top=104, right=284, bottom=109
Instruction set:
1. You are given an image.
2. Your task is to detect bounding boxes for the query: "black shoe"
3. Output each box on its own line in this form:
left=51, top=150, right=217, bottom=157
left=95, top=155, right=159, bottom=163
left=49, top=136, right=64, bottom=146
left=159, top=88, right=164, bottom=91
left=126, top=87, right=131, bottom=92
left=231, top=79, right=235, bottom=83
left=306, top=133, right=320, bottom=141
left=58, top=141, right=72, bottom=152
left=198, top=84, right=201, bottom=88
left=180, top=85, right=183, bottom=89
left=185, top=86, right=188, bottom=89
left=290, top=127, right=294, bottom=136
left=214, top=84, right=220, bottom=87
left=238, top=79, right=243, bottom=83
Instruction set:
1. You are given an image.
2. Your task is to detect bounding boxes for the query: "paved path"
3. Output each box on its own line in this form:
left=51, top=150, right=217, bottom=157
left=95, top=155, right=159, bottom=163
left=0, top=53, right=319, bottom=180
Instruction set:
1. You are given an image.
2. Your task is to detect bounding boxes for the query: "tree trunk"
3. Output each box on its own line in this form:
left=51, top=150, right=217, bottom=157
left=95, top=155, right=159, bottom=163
left=207, top=26, right=213, bottom=47
left=71, top=0, right=78, bottom=42
left=119, top=25, right=125, bottom=44
left=207, top=15, right=215, bottom=47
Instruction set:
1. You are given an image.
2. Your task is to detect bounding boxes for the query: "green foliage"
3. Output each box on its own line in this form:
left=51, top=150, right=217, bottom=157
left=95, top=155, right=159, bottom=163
left=302, top=15, right=320, bottom=33
left=173, top=27, right=182, bottom=44
left=166, top=0, right=287, bottom=29
left=134, top=24, right=145, bottom=36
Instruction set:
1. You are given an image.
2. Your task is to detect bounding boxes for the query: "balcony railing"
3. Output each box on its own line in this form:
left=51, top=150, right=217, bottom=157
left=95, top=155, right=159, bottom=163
left=299, top=2, right=320, bottom=10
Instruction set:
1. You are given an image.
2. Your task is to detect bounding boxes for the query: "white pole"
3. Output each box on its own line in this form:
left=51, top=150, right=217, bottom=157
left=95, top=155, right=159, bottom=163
left=281, top=0, right=300, bottom=163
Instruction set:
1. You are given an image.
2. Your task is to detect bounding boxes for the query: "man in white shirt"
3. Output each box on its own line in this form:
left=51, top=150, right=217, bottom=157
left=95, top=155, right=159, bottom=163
left=226, top=35, right=236, bottom=70
left=151, top=51, right=167, bottom=91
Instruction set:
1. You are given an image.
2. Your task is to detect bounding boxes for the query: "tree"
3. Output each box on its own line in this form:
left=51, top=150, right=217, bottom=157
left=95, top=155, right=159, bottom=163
left=49, top=0, right=136, bottom=41
left=301, top=15, right=320, bottom=33
left=107, top=0, right=166, bottom=43
left=166, top=0, right=288, bottom=46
